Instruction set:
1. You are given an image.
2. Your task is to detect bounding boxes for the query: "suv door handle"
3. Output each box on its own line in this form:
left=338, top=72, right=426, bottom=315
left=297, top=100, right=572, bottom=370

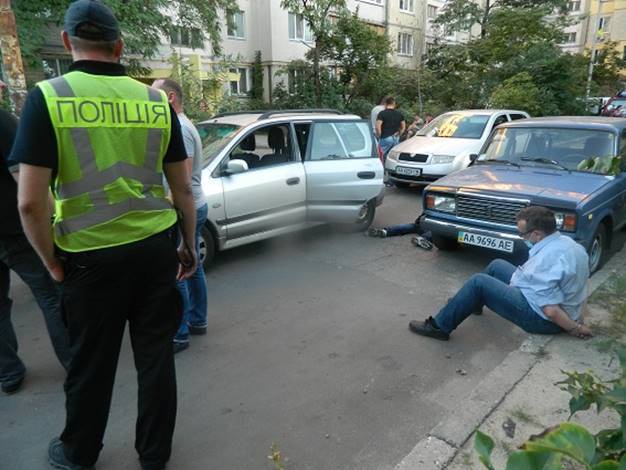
left=286, top=177, right=300, bottom=185
left=357, top=171, right=375, bottom=179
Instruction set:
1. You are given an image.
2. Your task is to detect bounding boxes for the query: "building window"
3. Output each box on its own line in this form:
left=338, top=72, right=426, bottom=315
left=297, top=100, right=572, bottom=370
left=598, top=16, right=611, bottom=31
left=42, top=57, right=73, bottom=79
left=170, top=26, right=203, bottom=48
left=229, top=67, right=249, bottom=95
left=288, top=13, right=313, bottom=42
left=568, top=1, right=580, bottom=11
left=399, top=0, right=414, bottom=12
left=227, top=10, right=245, bottom=39
left=427, top=5, right=438, bottom=18
left=397, top=32, right=414, bottom=56
left=563, top=32, right=577, bottom=44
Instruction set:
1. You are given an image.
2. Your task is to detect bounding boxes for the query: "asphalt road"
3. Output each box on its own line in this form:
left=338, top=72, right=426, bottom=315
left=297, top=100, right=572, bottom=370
left=2, top=187, right=542, bottom=470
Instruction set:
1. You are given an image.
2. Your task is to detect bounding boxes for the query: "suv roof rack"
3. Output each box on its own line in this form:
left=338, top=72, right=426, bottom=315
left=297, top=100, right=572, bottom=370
left=257, top=109, right=343, bottom=120
left=209, top=110, right=266, bottom=119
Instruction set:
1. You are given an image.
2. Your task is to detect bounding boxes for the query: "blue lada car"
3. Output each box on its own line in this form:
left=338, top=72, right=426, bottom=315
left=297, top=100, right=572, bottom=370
left=421, top=117, right=626, bottom=272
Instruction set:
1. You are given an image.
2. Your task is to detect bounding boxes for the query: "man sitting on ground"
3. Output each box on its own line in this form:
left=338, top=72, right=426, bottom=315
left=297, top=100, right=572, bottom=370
left=408, top=206, right=592, bottom=340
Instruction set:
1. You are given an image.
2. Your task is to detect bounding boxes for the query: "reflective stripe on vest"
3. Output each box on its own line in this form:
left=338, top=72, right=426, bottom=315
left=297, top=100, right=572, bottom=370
left=38, top=72, right=175, bottom=250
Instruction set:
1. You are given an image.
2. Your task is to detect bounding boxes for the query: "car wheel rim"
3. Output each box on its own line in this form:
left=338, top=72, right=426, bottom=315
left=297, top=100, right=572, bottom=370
left=198, top=237, right=207, bottom=264
left=589, top=236, right=601, bottom=271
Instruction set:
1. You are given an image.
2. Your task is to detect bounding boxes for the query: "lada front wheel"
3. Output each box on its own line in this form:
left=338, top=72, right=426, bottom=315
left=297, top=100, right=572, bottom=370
left=588, top=224, right=607, bottom=274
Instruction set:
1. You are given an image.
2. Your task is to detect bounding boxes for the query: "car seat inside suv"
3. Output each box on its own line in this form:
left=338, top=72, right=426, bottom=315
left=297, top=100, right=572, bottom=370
left=260, top=127, right=290, bottom=166
left=232, top=134, right=260, bottom=168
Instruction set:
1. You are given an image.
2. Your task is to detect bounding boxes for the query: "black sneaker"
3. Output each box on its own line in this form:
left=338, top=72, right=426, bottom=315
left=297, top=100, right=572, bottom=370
left=173, top=341, right=189, bottom=354
left=48, top=438, right=94, bottom=470
left=188, top=325, right=207, bottom=335
left=408, top=317, right=450, bottom=341
left=1, top=375, right=24, bottom=394
left=411, top=236, right=433, bottom=250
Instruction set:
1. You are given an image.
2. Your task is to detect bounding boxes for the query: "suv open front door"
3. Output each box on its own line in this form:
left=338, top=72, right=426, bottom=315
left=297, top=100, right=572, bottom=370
left=302, top=120, right=384, bottom=223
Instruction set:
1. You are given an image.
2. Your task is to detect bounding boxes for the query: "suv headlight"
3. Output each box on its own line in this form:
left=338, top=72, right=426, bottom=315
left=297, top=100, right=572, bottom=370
left=431, top=154, right=456, bottom=164
left=554, top=211, right=577, bottom=232
left=425, top=193, right=456, bottom=213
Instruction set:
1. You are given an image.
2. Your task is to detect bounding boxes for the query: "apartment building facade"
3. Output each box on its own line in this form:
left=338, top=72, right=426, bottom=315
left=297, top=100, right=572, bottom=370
left=585, top=0, right=626, bottom=76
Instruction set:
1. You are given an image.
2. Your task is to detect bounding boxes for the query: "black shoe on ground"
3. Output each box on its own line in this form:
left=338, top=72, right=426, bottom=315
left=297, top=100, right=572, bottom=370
left=48, top=438, right=94, bottom=470
left=408, top=317, right=450, bottom=341
left=188, top=325, right=207, bottom=335
left=173, top=341, right=189, bottom=354
left=1, top=375, right=24, bottom=394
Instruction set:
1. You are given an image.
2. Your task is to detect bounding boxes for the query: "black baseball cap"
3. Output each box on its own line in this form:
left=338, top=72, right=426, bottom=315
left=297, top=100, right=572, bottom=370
left=64, top=0, right=120, bottom=41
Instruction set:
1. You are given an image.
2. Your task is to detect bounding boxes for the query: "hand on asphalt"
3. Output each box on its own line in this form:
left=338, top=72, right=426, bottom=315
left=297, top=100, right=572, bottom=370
left=571, top=323, right=593, bottom=339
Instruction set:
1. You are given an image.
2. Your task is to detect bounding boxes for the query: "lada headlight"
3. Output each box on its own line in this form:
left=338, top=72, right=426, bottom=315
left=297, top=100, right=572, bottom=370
left=425, top=193, right=456, bottom=213
left=553, top=211, right=577, bottom=232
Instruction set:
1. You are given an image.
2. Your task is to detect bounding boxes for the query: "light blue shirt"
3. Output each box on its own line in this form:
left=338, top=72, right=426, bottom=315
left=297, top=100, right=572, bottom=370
left=510, top=232, right=589, bottom=321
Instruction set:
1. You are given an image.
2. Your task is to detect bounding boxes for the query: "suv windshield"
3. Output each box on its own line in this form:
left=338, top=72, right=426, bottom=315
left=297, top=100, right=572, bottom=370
left=480, top=127, right=617, bottom=174
left=416, top=113, right=490, bottom=139
left=196, top=123, right=242, bottom=165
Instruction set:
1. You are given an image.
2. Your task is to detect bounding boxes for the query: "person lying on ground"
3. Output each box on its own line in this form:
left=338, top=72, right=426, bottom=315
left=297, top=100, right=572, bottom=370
left=368, top=215, right=433, bottom=250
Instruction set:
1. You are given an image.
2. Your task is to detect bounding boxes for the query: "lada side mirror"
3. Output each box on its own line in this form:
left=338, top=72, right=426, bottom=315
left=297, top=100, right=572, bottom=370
left=224, top=159, right=249, bottom=175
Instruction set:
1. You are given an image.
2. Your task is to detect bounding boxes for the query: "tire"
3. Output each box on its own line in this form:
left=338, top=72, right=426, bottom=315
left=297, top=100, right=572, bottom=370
left=199, top=225, right=216, bottom=270
left=431, top=233, right=458, bottom=251
left=344, top=201, right=376, bottom=232
left=588, top=223, right=608, bottom=274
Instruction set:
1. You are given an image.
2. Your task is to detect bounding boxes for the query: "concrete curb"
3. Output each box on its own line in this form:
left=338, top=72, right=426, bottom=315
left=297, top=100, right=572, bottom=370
left=394, top=245, right=626, bottom=470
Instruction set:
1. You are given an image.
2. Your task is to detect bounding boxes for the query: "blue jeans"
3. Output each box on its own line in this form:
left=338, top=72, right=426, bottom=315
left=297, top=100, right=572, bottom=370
left=434, top=259, right=563, bottom=335
left=175, top=204, right=209, bottom=342
left=385, top=223, right=418, bottom=237
left=379, top=135, right=399, bottom=161
left=0, top=234, right=71, bottom=382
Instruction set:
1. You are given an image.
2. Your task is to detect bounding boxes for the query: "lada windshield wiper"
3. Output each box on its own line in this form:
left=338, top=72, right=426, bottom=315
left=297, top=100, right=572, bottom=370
left=521, top=157, right=570, bottom=172
left=478, top=159, right=520, bottom=168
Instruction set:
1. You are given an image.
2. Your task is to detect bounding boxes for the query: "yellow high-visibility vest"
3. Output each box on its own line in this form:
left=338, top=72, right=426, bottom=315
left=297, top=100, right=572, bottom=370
left=38, top=71, right=177, bottom=252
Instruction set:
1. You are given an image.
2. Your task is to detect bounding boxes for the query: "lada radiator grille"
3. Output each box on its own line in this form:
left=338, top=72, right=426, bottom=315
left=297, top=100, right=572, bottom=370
left=456, top=195, right=528, bottom=226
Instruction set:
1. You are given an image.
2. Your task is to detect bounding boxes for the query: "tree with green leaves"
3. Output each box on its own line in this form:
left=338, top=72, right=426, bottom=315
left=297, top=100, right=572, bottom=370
left=279, top=0, right=347, bottom=106
left=250, top=50, right=264, bottom=104
left=12, top=0, right=238, bottom=78
left=433, top=0, right=569, bottom=38
left=317, top=11, right=390, bottom=106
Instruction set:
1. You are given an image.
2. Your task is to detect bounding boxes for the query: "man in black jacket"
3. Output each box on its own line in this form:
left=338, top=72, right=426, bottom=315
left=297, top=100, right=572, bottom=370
left=0, top=83, right=71, bottom=395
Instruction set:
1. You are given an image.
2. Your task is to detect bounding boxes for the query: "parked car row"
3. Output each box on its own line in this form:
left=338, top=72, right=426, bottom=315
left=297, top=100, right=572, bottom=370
left=417, top=116, right=626, bottom=273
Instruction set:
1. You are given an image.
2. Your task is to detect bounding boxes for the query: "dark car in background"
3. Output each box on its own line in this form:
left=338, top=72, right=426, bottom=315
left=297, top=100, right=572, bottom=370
left=421, top=117, right=626, bottom=272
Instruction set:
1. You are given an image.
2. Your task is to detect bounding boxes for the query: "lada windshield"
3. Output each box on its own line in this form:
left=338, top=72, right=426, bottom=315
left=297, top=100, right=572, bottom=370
left=480, top=127, right=617, bottom=174
left=196, top=123, right=242, bottom=166
left=416, top=113, right=490, bottom=139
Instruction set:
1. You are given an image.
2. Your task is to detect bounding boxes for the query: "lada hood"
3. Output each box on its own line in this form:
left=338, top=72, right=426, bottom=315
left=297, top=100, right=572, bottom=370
left=430, top=164, right=612, bottom=207
left=392, top=136, right=481, bottom=156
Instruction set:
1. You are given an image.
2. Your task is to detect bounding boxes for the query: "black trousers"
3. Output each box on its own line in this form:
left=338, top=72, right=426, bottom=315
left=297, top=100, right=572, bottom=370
left=58, top=227, right=182, bottom=468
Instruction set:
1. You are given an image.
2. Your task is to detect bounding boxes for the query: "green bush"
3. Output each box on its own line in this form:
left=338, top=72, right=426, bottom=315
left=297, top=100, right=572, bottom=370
left=476, top=347, right=626, bottom=469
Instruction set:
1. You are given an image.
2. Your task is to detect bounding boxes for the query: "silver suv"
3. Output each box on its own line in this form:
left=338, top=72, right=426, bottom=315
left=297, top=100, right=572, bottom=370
left=196, top=109, right=384, bottom=266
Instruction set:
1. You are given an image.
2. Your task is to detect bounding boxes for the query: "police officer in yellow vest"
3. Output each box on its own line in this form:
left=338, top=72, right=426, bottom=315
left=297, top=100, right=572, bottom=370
left=9, top=1, right=196, bottom=469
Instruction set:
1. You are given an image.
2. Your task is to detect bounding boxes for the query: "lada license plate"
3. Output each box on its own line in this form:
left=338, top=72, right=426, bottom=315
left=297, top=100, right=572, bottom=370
left=457, top=231, right=514, bottom=253
left=395, top=166, right=421, bottom=177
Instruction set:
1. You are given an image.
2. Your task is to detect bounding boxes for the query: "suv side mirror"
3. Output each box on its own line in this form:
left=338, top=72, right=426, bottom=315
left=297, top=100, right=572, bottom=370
left=468, top=154, right=479, bottom=166
left=223, top=159, right=249, bottom=175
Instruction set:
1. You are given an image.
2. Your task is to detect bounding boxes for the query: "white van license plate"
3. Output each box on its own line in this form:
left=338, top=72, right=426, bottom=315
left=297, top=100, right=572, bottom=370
left=457, top=231, right=514, bottom=253
left=395, top=166, right=421, bottom=177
